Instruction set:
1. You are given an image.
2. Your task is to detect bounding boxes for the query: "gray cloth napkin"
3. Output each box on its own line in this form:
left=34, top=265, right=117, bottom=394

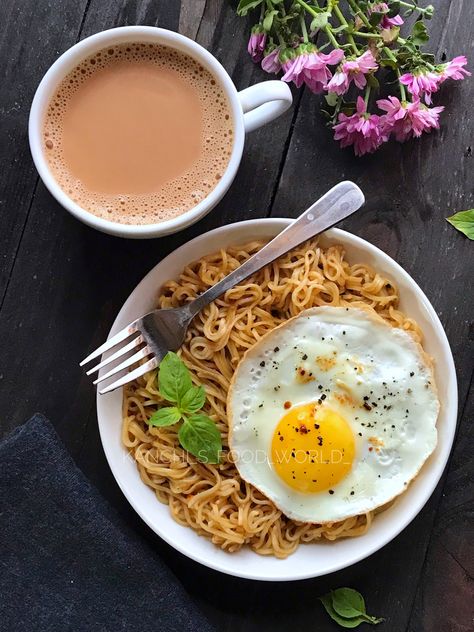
left=0, top=414, right=214, bottom=632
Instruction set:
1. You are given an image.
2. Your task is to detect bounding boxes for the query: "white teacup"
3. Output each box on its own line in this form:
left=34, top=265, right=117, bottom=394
left=29, top=26, right=292, bottom=239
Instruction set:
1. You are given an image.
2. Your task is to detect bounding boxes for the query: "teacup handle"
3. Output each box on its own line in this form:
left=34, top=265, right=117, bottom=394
left=238, top=81, right=293, bottom=133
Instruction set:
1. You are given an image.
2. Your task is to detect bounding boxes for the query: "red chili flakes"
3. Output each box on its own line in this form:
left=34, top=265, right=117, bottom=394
left=284, top=401, right=292, bottom=410
left=299, top=424, right=308, bottom=434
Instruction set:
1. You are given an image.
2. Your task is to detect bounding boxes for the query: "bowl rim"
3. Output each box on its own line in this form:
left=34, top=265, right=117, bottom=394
left=96, top=219, right=458, bottom=580
left=28, top=26, right=245, bottom=238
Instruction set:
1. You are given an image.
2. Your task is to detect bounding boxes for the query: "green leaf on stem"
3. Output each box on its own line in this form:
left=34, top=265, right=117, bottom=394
left=368, top=10, right=384, bottom=27
left=320, top=588, right=383, bottom=628
left=366, top=73, right=380, bottom=89
left=180, top=385, right=206, bottom=414
left=310, top=11, right=331, bottom=30
left=446, top=210, right=474, bottom=240
left=148, top=407, right=182, bottom=427
left=325, top=92, right=340, bottom=107
left=263, top=9, right=279, bottom=32
left=331, top=24, right=349, bottom=34
left=237, top=0, right=264, bottom=17
left=387, top=1, right=401, bottom=18
left=158, top=351, right=192, bottom=406
left=178, top=414, right=222, bottom=464
left=411, top=20, right=429, bottom=46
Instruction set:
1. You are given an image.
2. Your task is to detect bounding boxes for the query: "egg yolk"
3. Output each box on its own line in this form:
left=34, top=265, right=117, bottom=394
left=270, top=403, right=355, bottom=493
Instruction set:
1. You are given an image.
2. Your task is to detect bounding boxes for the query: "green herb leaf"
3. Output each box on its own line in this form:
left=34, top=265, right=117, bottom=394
left=387, top=1, right=401, bottom=18
left=148, top=407, right=182, bottom=427
left=180, top=385, right=206, bottom=414
left=320, top=595, right=369, bottom=628
left=178, top=414, right=222, bottom=464
left=158, top=351, right=192, bottom=406
left=411, top=20, right=429, bottom=46
left=310, top=11, right=331, bottom=30
left=320, top=589, right=383, bottom=628
left=366, top=73, right=380, bottom=89
left=446, top=209, right=474, bottom=240
left=237, top=0, right=264, bottom=17
left=263, top=9, right=279, bottom=32
left=331, top=588, right=366, bottom=618
left=325, top=92, right=339, bottom=107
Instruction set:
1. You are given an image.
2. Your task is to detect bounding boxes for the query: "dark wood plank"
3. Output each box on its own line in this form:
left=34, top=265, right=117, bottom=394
left=179, top=0, right=207, bottom=39
left=408, top=378, right=474, bottom=632
left=0, top=0, right=89, bottom=305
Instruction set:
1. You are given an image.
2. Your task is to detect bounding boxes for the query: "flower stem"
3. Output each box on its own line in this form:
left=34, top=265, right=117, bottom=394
left=333, top=5, right=359, bottom=54
left=397, top=69, right=407, bottom=101
left=325, top=25, right=341, bottom=49
left=293, top=0, right=318, bottom=18
left=398, top=0, right=433, bottom=14
left=364, top=85, right=371, bottom=106
left=346, top=0, right=372, bottom=29
left=300, top=14, right=309, bottom=42
left=353, top=31, right=383, bottom=39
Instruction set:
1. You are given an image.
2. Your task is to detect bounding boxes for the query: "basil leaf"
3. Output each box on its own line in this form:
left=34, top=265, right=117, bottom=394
left=158, top=352, right=192, bottom=405
left=319, top=595, right=368, bottom=628
left=331, top=588, right=366, bottom=618
left=148, top=407, right=182, bottom=427
left=178, top=414, right=222, bottom=464
left=320, top=589, right=383, bottom=628
left=180, top=385, right=206, bottom=414
left=237, top=0, right=263, bottom=16
left=446, top=209, right=474, bottom=240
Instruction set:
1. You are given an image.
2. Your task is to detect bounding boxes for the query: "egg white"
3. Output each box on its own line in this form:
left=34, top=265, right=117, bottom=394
left=227, top=306, right=439, bottom=523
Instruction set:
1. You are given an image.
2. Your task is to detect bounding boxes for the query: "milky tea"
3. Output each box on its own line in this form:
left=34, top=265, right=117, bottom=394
left=43, top=43, right=233, bottom=225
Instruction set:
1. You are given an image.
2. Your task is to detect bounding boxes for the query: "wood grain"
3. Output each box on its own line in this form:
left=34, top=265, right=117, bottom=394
left=0, top=0, right=88, bottom=306
left=0, top=1, right=472, bottom=631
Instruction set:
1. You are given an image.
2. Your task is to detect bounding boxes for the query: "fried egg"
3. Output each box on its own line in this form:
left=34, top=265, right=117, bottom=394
left=227, top=306, right=439, bottom=523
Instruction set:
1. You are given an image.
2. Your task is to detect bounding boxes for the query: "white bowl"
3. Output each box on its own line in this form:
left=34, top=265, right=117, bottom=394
left=96, top=219, right=457, bottom=580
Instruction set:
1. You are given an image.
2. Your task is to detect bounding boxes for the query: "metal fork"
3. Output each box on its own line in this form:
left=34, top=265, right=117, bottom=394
left=81, top=181, right=365, bottom=394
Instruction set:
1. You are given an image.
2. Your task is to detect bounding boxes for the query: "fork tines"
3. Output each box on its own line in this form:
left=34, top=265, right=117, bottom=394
left=80, top=322, right=157, bottom=394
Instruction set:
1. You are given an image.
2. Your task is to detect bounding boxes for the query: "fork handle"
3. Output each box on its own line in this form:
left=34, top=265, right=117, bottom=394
left=188, top=181, right=364, bottom=316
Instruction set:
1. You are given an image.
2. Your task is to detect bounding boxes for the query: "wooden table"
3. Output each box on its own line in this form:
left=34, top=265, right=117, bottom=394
left=1, top=1, right=472, bottom=630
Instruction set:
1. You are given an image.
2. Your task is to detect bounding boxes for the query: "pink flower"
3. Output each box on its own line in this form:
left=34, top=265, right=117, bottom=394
left=333, top=96, right=389, bottom=156
left=400, top=57, right=470, bottom=104
left=377, top=96, right=444, bottom=142
left=326, top=50, right=378, bottom=95
left=281, top=44, right=344, bottom=93
left=369, top=3, right=404, bottom=29
left=399, top=70, right=442, bottom=104
left=261, top=47, right=282, bottom=74
left=439, top=56, right=471, bottom=83
left=247, top=27, right=266, bottom=63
